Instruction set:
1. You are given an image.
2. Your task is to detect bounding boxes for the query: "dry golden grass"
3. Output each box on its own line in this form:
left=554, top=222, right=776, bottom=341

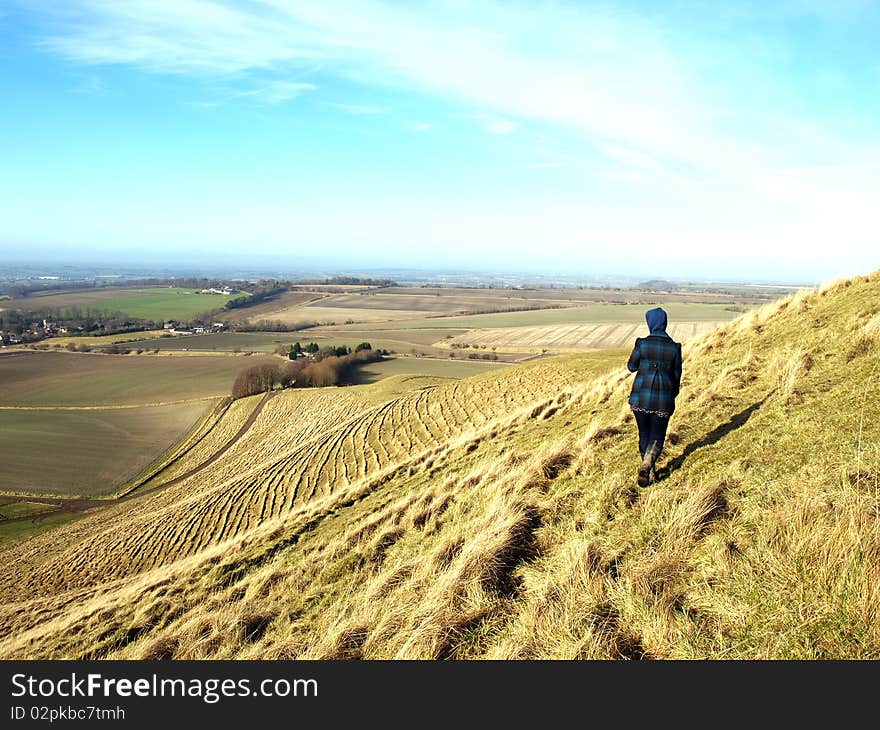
left=1, top=271, right=879, bottom=659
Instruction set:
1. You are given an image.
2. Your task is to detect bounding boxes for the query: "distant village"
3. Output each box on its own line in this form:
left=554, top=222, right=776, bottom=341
left=0, top=318, right=229, bottom=345
left=0, top=318, right=70, bottom=345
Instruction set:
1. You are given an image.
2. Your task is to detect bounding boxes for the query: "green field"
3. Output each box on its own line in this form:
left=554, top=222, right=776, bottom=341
left=349, top=355, right=509, bottom=384
left=0, top=402, right=209, bottom=496
left=0, top=510, right=83, bottom=545
left=6, top=287, right=242, bottom=321
left=355, top=302, right=741, bottom=330
left=0, top=351, right=277, bottom=406
left=0, top=501, right=53, bottom=519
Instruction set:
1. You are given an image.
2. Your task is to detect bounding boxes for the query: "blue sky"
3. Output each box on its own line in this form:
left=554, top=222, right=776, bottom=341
left=1, top=1, right=879, bottom=282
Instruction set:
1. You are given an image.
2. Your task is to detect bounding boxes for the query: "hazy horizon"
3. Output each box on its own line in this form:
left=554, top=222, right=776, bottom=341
left=2, top=2, right=878, bottom=282
left=0, top=252, right=822, bottom=288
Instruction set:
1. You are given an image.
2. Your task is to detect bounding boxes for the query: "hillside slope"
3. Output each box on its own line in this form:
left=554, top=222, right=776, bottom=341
left=1, top=271, right=878, bottom=659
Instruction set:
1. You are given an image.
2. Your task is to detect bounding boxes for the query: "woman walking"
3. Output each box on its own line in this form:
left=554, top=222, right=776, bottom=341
left=627, top=307, right=682, bottom=486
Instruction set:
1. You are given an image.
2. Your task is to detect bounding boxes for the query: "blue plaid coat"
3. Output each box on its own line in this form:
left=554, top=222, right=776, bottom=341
left=627, top=333, right=683, bottom=416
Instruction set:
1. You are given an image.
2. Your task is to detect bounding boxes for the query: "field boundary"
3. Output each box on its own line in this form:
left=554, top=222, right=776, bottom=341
left=0, top=397, right=222, bottom=411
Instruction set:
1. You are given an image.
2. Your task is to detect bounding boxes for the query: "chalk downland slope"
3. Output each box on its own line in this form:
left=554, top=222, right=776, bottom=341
left=0, top=272, right=878, bottom=659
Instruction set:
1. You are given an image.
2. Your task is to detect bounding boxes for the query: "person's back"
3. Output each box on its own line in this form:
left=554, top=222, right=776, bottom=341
left=626, top=307, right=682, bottom=486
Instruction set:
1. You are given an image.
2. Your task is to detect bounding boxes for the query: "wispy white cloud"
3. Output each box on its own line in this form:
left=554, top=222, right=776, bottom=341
left=454, top=112, right=519, bottom=135
left=485, top=118, right=517, bottom=135
left=331, top=102, right=388, bottom=115
left=232, top=80, right=315, bottom=103
left=29, top=1, right=877, bottom=174
left=16, top=0, right=880, bottom=275
left=405, top=121, right=432, bottom=132
left=36, top=0, right=328, bottom=75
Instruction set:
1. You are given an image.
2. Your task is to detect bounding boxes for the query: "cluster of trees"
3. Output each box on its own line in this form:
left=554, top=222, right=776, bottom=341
left=232, top=363, right=294, bottom=398
left=285, top=341, right=372, bottom=359
left=295, top=277, right=395, bottom=287
left=61, top=342, right=155, bottom=355
left=232, top=345, right=384, bottom=398
left=223, top=282, right=286, bottom=310
left=236, top=320, right=319, bottom=333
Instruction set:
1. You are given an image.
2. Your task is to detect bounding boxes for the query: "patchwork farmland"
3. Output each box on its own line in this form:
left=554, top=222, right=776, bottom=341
left=0, top=274, right=877, bottom=659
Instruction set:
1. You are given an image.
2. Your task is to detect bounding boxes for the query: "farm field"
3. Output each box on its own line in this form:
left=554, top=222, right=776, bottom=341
left=253, top=305, right=427, bottom=326
left=386, top=285, right=749, bottom=304
left=349, top=355, right=510, bottom=384
left=0, top=501, right=55, bottom=519
left=31, top=329, right=167, bottom=348
left=0, top=510, right=82, bottom=545
left=311, top=291, right=573, bottom=313
left=122, top=331, right=305, bottom=353
left=445, top=321, right=723, bottom=352
left=266, top=286, right=769, bottom=328
left=304, top=327, right=486, bottom=358
left=242, top=287, right=584, bottom=327
left=0, top=402, right=208, bottom=496
left=3, top=287, right=242, bottom=320
left=0, top=349, right=274, bottom=496
left=355, top=302, right=740, bottom=330
left=0, top=351, right=276, bottom=406
left=228, top=291, right=323, bottom=322
left=123, top=328, right=479, bottom=358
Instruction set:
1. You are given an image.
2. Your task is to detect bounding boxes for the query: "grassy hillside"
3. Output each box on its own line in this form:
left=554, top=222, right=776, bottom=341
left=0, top=272, right=878, bottom=659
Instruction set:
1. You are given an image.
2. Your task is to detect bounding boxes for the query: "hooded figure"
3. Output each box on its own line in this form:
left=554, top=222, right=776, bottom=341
left=646, top=307, right=668, bottom=335
left=626, top=307, right=682, bottom=486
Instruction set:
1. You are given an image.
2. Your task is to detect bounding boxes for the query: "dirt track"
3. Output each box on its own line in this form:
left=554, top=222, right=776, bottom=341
left=0, top=391, right=278, bottom=526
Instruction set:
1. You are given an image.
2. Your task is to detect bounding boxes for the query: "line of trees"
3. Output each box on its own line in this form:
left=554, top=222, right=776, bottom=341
left=236, top=320, right=320, bottom=333
left=285, top=341, right=373, bottom=358
left=231, top=346, right=384, bottom=398
left=294, top=277, right=396, bottom=287
left=223, top=282, right=286, bottom=310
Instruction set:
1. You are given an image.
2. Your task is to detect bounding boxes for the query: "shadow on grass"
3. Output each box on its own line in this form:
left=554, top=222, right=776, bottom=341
left=657, top=395, right=770, bottom=481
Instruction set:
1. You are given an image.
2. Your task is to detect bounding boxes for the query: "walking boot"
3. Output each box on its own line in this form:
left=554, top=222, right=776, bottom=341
left=638, top=441, right=660, bottom=487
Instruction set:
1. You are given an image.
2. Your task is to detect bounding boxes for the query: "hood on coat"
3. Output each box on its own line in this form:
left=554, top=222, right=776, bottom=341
left=646, top=307, right=668, bottom=334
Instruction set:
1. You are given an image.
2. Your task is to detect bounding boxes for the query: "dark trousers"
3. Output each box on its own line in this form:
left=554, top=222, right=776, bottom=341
left=634, top=410, right=670, bottom=460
